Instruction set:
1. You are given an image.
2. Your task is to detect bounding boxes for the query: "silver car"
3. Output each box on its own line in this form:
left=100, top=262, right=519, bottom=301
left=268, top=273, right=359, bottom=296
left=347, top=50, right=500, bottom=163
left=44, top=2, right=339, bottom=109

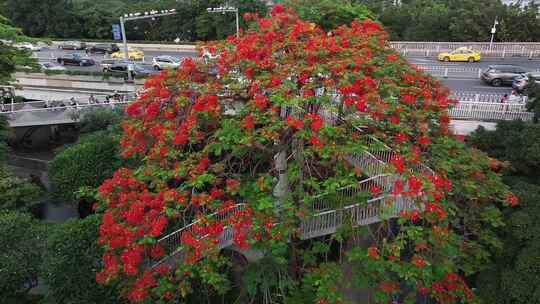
left=152, top=56, right=183, bottom=70
left=512, top=72, right=540, bottom=92
left=39, top=62, right=66, bottom=71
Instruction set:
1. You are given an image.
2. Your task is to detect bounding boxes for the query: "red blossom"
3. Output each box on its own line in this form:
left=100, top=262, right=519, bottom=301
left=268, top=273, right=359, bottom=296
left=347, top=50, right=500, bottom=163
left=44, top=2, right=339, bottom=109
left=242, top=114, right=255, bottom=130
left=506, top=193, right=519, bottom=207
left=254, top=95, right=268, bottom=111
left=367, top=246, right=378, bottom=258
left=309, top=136, right=323, bottom=148
left=412, top=255, right=425, bottom=268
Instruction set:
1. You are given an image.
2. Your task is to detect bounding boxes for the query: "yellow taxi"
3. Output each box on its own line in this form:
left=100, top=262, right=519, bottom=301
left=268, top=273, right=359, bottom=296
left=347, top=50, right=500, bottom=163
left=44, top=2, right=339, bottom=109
left=437, top=47, right=481, bottom=62
left=111, top=48, right=145, bottom=61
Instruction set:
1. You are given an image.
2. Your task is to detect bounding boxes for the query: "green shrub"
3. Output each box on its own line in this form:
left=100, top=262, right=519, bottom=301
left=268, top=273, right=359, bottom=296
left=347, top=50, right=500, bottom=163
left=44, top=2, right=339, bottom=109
left=77, top=107, right=125, bottom=134
left=0, top=166, right=42, bottom=212
left=41, top=215, right=124, bottom=304
left=48, top=131, right=122, bottom=204
left=0, top=211, right=46, bottom=300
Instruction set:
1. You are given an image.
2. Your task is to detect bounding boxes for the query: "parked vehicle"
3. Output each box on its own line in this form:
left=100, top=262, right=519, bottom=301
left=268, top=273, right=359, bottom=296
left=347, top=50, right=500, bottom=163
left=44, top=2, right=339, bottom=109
left=14, top=42, right=42, bottom=51
left=438, top=47, right=481, bottom=62
left=103, top=62, right=154, bottom=78
left=39, top=62, right=66, bottom=71
left=86, top=43, right=120, bottom=54
left=58, top=41, right=86, bottom=50
left=152, top=56, right=183, bottom=70
left=481, top=65, right=529, bottom=87
left=56, top=54, right=95, bottom=66
left=111, top=48, right=144, bottom=61
left=512, top=72, right=540, bottom=92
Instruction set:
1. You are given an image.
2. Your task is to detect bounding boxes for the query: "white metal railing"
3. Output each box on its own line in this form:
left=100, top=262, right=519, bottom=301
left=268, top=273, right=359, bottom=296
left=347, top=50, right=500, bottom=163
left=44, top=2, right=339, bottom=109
left=449, top=101, right=533, bottom=121
left=299, top=195, right=415, bottom=240
left=149, top=192, right=417, bottom=268
left=449, top=92, right=526, bottom=104
left=390, top=42, right=540, bottom=58
left=414, top=65, right=540, bottom=79
left=149, top=203, right=247, bottom=269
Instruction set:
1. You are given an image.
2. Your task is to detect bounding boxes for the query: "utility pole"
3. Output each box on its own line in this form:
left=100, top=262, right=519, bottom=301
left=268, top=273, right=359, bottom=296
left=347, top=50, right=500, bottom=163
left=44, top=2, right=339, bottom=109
left=119, top=16, right=130, bottom=81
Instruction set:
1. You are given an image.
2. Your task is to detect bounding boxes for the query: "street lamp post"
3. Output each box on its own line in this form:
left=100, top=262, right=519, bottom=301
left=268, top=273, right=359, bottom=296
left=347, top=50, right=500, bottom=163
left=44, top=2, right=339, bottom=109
left=119, top=9, right=178, bottom=81
left=206, top=6, right=239, bottom=38
left=489, top=17, right=499, bottom=52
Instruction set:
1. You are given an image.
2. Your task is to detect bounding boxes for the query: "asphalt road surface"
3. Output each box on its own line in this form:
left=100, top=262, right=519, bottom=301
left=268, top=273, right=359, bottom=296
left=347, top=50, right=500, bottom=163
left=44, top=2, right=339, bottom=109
left=32, top=46, right=540, bottom=96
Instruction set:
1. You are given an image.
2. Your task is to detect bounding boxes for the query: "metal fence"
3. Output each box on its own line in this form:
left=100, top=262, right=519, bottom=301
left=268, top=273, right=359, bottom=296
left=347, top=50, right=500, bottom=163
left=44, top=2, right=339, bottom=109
left=414, top=64, right=540, bottom=79
left=449, top=101, right=533, bottom=121
left=449, top=92, right=527, bottom=103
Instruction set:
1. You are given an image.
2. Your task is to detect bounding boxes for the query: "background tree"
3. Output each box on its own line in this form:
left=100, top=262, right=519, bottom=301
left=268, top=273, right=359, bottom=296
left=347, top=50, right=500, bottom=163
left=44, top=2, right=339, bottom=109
left=0, top=15, right=37, bottom=83
left=282, top=0, right=375, bottom=31
left=0, top=211, right=46, bottom=301
left=470, top=121, right=540, bottom=304
left=41, top=215, right=125, bottom=304
left=358, top=0, right=540, bottom=41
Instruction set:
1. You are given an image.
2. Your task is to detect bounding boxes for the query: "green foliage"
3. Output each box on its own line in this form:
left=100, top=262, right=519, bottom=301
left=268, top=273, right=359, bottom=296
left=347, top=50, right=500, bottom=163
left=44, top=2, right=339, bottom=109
left=0, top=211, right=46, bottom=300
left=1, top=0, right=267, bottom=41
left=470, top=121, right=540, bottom=177
left=0, top=15, right=37, bottom=84
left=48, top=131, right=123, bottom=204
left=77, top=107, right=125, bottom=134
left=41, top=215, right=124, bottom=304
left=0, top=166, right=42, bottom=212
left=360, top=0, right=540, bottom=41
left=0, top=115, right=11, bottom=161
left=471, top=122, right=540, bottom=304
left=283, top=0, right=376, bottom=31
left=525, top=76, right=540, bottom=123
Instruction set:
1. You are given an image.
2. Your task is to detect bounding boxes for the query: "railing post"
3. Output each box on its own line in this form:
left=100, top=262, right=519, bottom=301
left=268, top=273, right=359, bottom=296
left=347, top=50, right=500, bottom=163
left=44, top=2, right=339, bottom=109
left=529, top=50, right=534, bottom=60
left=477, top=68, right=482, bottom=78
left=444, top=68, right=448, bottom=78
left=502, top=46, right=506, bottom=59
left=474, top=94, right=479, bottom=103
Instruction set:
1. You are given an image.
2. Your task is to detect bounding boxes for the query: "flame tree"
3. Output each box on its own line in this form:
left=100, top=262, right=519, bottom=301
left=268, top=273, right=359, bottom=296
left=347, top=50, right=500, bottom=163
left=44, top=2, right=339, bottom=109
left=96, top=6, right=516, bottom=303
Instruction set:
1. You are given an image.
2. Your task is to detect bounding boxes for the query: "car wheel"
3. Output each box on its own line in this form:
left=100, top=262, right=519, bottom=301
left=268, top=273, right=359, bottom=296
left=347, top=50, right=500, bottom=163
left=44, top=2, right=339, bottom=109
left=103, top=68, right=108, bottom=73
left=491, top=79, right=502, bottom=87
left=153, top=65, right=160, bottom=71
left=468, top=57, right=475, bottom=63
left=59, top=60, right=64, bottom=66
left=79, top=62, right=84, bottom=67
left=444, top=57, right=450, bottom=62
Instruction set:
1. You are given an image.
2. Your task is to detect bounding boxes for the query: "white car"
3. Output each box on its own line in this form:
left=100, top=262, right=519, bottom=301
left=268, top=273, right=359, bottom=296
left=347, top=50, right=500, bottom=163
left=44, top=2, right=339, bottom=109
left=152, top=56, right=183, bottom=70
left=39, top=62, right=66, bottom=71
left=14, top=42, right=42, bottom=51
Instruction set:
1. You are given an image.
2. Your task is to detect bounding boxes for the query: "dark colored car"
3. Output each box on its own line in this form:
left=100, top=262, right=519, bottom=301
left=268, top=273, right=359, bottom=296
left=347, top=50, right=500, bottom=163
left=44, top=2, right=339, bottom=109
left=56, top=54, right=95, bottom=66
left=481, top=65, right=529, bottom=87
left=103, top=62, right=154, bottom=79
left=86, top=43, right=120, bottom=54
left=58, top=41, right=86, bottom=50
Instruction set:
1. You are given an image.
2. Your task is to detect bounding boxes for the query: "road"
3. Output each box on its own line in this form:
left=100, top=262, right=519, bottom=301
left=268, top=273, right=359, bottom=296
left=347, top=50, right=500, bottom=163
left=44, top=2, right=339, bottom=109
left=32, top=46, right=540, bottom=96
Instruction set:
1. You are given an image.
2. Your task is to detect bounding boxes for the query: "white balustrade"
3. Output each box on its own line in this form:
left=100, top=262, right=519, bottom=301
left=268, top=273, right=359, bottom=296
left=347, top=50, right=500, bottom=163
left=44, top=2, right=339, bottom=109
left=449, top=101, right=533, bottom=121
